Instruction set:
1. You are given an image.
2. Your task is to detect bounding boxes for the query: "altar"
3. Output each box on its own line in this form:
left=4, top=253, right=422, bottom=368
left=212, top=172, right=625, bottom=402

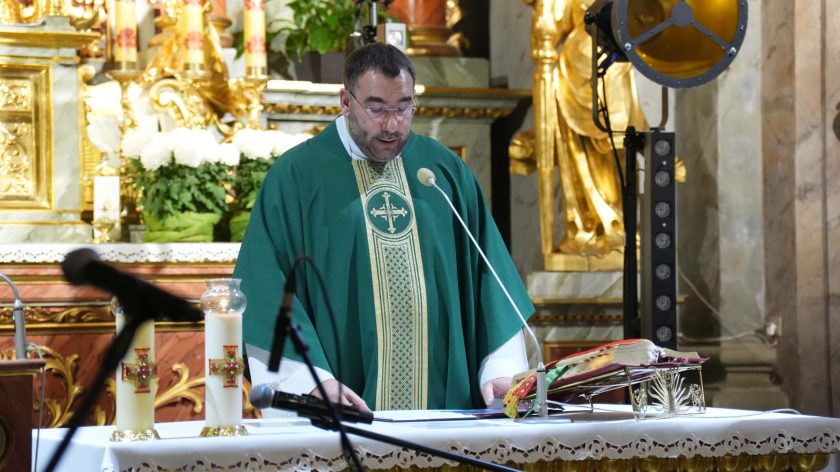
left=33, top=405, right=840, bottom=471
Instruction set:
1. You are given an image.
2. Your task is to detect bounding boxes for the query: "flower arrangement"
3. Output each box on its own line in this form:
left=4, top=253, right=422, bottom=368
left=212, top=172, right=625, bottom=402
left=122, top=128, right=235, bottom=242
left=228, top=128, right=310, bottom=240
left=121, top=126, right=310, bottom=242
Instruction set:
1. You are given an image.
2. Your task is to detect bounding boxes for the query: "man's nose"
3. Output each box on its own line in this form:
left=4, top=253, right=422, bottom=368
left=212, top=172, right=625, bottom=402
left=381, top=111, right=399, bottom=131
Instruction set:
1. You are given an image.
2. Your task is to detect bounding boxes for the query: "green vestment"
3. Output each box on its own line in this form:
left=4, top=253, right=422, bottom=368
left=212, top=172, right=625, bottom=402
left=234, top=120, right=534, bottom=410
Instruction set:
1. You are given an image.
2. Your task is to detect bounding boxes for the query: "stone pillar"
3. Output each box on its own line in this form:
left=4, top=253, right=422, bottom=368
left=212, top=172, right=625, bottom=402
left=674, top=0, right=790, bottom=409
left=762, top=0, right=840, bottom=416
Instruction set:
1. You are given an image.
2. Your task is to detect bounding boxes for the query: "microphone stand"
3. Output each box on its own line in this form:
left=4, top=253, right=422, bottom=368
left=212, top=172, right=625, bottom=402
left=421, top=176, right=549, bottom=420
left=280, top=312, right=521, bottom=472
left=311, top=420, right=521, bottom=472
left=281, top=315, right=366, bottom=472
left=43, top=314, right=144, bottom=472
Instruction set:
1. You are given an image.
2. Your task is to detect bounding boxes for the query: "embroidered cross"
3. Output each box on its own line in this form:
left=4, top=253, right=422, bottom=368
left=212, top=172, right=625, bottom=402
left=370, top=192, right=408, bottom=234
left=121, top=347, right=157, bottom=394
left=208, top=345, right=245, bottom=388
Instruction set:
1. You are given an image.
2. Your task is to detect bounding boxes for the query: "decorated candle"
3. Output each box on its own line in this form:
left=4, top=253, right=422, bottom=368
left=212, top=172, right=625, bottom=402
left=113, top=300, right=157, bottom=438
left=243, top=0, right=266, bottom=75
left=181, top=0, right=205, bottom=67
left=201, top=278, right=247, bottom=435
left=114, top=0, right=138, bottom=64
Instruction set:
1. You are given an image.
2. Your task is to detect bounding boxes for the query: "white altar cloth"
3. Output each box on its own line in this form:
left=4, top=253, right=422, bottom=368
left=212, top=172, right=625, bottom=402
left=33, top=405, right=840, bottom=471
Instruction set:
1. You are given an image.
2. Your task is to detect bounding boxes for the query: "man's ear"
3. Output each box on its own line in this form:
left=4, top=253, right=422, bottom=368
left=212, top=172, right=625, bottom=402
left=339, top=89, right=351, bottom=116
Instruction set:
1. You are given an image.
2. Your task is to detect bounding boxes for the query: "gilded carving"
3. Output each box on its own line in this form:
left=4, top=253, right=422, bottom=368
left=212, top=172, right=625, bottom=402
left=518, top=0, right=648, bottom=270
left=0, top=122, right=33, bottom=194
left=0, top=79, right=31, bottom=111
left=0, top=305, right=113, bottom=326
left=0, top=65, right=51, bottom=209
left=155, top=362, right=205, bottom=414
left=264, top=103, right=512, bottom=120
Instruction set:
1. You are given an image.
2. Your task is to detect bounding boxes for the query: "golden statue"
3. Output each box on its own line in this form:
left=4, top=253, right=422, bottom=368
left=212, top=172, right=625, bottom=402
left=513, top=0, right=648, bottom=271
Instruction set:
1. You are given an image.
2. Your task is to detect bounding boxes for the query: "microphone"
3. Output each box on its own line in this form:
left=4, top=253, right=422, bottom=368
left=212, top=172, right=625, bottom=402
left=250, top=383, right=373, bottom=424
left=61, top=248, right=202, bottom=323
left=268, top=270, right=296, bottom=372
left=0, top=273, right=27, bottom=359
left=417, top=167, right=548, bottom=418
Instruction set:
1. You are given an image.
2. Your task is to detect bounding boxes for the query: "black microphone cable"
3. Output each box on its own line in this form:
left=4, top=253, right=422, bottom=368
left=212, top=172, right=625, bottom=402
left=270, top=254, right=365, bottom=472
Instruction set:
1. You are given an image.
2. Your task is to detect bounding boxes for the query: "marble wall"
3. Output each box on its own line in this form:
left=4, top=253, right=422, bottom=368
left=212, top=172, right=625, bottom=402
left=761, top=0, right=840, bottom=416
left=489, top=0, right=542, bottom=277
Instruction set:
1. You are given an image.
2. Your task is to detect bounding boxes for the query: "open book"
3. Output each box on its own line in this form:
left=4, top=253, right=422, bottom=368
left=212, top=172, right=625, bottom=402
left=503, top=339, right=707, bottom=416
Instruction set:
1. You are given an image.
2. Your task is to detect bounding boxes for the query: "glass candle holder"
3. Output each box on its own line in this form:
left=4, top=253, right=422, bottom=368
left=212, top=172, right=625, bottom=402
left=200, top=278, right=248, bottom=437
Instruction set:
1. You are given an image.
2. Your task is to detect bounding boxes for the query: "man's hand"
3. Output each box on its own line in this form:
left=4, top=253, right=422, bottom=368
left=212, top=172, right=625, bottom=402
left=481, top=376, right=514, bottom=407
left=310, top=379, right=372, bottom=413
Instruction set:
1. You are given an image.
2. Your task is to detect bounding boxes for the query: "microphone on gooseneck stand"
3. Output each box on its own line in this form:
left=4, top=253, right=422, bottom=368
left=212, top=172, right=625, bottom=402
left=0, top=273, right=27, bottom=359
left=417, top=168, right=549, bottom=419
left=250, top=384, right=374, bottom=423
left=61, top=248, right=203, bottom=323
left=45, top=248, right=203, bottom=472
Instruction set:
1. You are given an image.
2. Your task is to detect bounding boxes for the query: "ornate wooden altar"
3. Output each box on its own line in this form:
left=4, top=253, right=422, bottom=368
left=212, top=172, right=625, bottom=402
left=0, top=243, right=260, bottom=429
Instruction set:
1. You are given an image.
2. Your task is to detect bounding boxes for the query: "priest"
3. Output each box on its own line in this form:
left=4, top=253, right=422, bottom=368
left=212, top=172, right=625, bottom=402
left=234, top=43, right=534, bottom=412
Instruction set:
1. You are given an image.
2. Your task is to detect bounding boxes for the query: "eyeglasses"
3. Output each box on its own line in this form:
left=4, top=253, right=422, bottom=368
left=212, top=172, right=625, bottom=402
left=348, top=90, right=417, bottom=121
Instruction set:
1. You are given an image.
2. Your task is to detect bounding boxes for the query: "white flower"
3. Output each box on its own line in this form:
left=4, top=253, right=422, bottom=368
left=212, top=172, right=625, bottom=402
left=139, top=138, right=172, bottom=171
left=272, top=131, right=309, bottom=156
left=234, top=128, right=275, bottom=160
left=174, top=129, right=217, bottom=168
left=218, top=143, right=241, bottom=167
left=122, top=129, right=153, bottom=158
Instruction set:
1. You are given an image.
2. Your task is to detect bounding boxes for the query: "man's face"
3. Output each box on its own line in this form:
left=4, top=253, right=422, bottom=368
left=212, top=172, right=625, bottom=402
left=340, top=69, right=415, bottom=163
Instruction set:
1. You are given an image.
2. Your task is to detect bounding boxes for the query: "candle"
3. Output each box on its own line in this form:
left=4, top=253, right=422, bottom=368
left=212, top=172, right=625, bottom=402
left=243, top=0, right=266, bottom=76
left=114, top=0, right=138, bottom=64
left=181, top=0, right=205, bottom=68
left=113, top=303, right=158, bottom=440
left=204, top=311, right=245, bottom=431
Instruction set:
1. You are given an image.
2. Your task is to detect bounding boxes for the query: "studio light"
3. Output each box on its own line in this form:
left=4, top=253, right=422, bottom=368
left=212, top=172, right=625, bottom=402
left=585, top=0, right=748, bottom=349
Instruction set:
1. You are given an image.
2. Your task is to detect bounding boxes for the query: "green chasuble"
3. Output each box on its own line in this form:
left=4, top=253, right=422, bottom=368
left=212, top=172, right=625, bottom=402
left=234, top=120, right=534, bottom=410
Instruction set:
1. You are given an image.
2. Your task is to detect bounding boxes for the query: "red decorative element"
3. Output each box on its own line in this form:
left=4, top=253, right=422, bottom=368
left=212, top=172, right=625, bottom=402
left=184, top=32, right=204, bottom=50
left=208, top=345, right=245, bottom=388
left=121, top=347, right=157, bottom=394
left=244, top=0, right=264, bottom=10
left=245, top=36, right=266, bottom=55
left=115, top=28, right=137, bottom=49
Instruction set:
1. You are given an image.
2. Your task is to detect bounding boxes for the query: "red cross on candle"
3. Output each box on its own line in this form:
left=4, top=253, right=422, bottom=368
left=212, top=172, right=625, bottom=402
left=209, top=345, right=245, bottom=388
left=121, top=347, right=157, bottom=394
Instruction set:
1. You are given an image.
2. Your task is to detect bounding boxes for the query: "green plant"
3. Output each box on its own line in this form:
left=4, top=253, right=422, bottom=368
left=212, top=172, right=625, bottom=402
left=281, top=0, right=356, bottom=60
left=122, top=129, right=233, bottom=221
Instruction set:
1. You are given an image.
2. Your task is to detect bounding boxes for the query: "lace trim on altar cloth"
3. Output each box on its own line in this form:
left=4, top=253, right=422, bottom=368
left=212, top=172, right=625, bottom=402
left=0, top=243, right=240, bottom=263
left=106, top=430, right=840, bottom=472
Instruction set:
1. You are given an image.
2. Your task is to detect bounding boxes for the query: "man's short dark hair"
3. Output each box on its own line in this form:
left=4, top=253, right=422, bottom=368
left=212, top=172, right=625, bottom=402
left=343, top=43, right=416, bottom=92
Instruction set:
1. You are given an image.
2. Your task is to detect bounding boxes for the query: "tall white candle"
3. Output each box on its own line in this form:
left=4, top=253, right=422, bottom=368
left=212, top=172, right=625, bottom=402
left=114, top=312, right=157, bottom=434
left=204, top=311, right=244, bottom=428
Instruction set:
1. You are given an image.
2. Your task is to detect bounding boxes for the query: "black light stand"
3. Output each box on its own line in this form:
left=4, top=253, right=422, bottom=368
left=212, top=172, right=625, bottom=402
left=586, top=13, right=679, bottom=349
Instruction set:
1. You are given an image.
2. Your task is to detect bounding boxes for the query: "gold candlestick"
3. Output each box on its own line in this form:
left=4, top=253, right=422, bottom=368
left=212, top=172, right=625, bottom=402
left=106, top=67, right=141, bottom=136
left=230, top=76, right=268, bottom=129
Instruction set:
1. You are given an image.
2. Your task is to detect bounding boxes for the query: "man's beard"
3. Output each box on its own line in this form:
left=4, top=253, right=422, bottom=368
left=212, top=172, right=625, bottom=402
left=346, top=114, right=408, bottom=163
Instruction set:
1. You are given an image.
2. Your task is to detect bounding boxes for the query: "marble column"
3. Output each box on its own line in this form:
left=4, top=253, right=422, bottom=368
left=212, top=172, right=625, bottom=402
left=762, top=0, right=840, bottom=417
